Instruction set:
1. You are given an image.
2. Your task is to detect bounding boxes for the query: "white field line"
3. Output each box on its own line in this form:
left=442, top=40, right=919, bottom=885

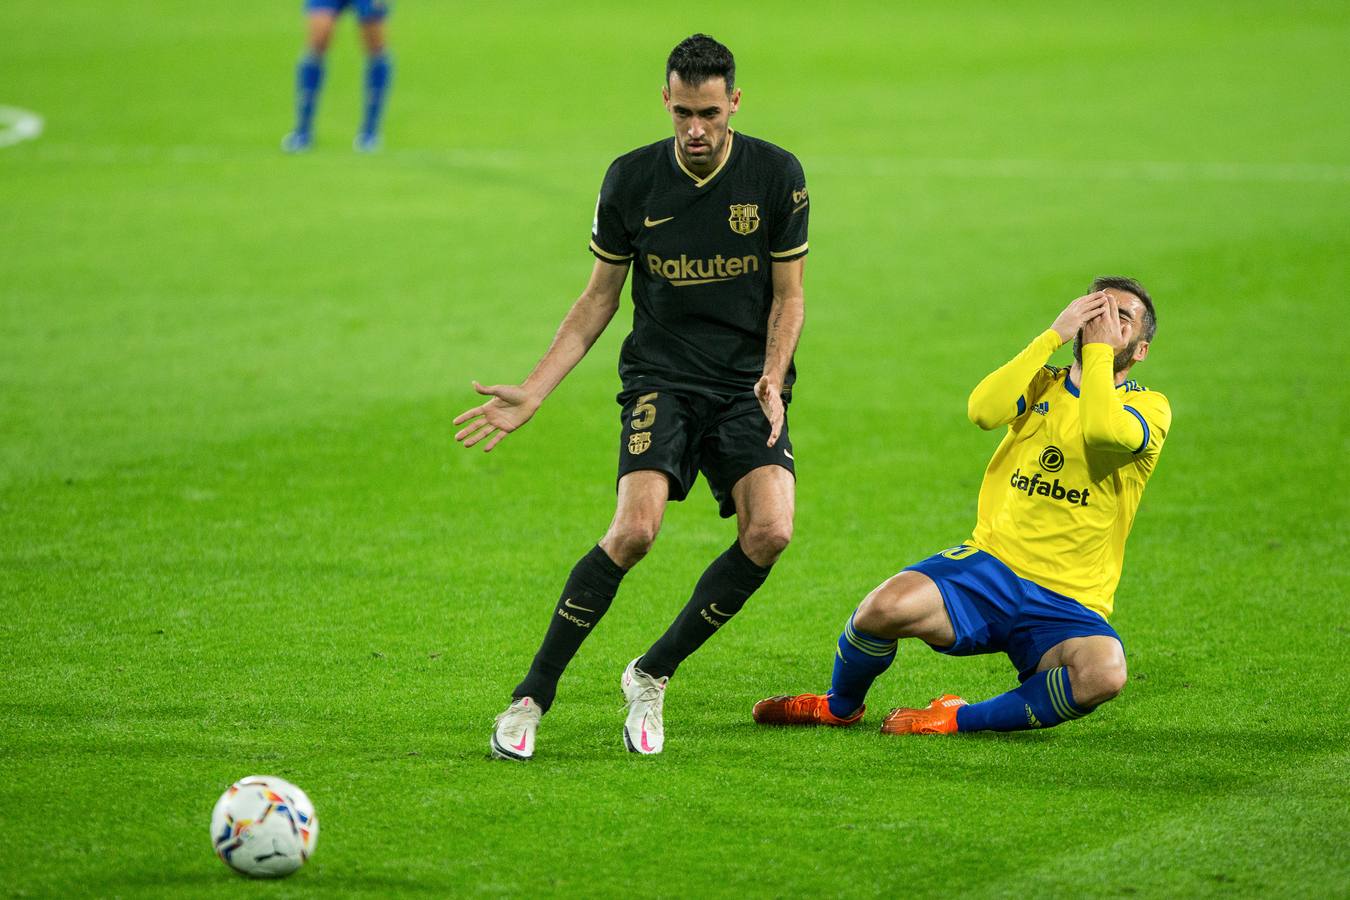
left=0, top=106, right=44, bottom=148
left=13, top=140, right=1350, bottom=185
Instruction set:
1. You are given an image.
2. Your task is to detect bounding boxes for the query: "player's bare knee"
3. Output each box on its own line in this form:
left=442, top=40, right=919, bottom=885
left=360, top=24, right=386, bottom=54
left=740, top=518, right=792, bottom=564
left=1097, top=660, right=1128, bottom=701
left=306, top=17, right=336, bottom=53
left=855, top=572, right=952, bottom=645
left=612, top=532, right=657, bottom=567
left=603, top=521, right=659, bottom=568
left=851, top=592, right=886, bottom=634
left=854, top=577, right=908, bottom=636
left=1073, top=659, right=1127, bottom=707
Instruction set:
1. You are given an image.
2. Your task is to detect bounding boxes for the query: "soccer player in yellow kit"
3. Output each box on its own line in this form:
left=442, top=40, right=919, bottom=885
left=753, top=277, right=1171, bottom=734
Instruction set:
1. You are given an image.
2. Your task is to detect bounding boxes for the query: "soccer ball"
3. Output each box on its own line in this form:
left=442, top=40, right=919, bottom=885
left=210, top=775, right=319, bottom=878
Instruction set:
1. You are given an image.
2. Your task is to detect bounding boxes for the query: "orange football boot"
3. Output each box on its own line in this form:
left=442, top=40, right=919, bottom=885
left=879, top=694, right=968, bottom=735
left=752, top=693, right=864, bottom=726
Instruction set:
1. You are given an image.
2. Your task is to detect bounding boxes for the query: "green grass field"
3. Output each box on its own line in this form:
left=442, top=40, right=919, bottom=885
left=3, top=1, right=1348, bottom=896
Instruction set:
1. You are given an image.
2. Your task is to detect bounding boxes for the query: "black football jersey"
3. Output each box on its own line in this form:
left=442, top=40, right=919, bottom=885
left=588, top=131, right=809, bottom=397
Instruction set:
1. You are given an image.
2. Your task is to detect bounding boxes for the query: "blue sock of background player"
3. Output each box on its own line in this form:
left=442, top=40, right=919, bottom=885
left=292, top=52, right=324, bottom=143
left=358, top=52, right=392, bottom=148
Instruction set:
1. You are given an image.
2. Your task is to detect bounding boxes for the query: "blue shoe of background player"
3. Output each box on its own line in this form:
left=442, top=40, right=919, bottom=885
left=281, top=130, right=312, bottom=153
left=353, top=132, right=381, bottom=153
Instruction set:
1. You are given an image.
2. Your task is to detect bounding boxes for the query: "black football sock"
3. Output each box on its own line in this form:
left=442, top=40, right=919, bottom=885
left=638, top=540, right=772, bottom=679
left=513, top=544, right=626, bottom=712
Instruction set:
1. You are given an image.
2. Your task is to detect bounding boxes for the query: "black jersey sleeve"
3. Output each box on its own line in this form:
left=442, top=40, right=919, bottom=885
left=769, top=153, right=809, bottom=262
left=588, top=159, right=634, bottom=265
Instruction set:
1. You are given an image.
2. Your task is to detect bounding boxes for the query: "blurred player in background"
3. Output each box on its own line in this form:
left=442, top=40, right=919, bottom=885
left=753, top=279, right=1171, bottom=736
left=454, top=34, right=810, bottom=759
left=282, top=0, right=393, bottom=153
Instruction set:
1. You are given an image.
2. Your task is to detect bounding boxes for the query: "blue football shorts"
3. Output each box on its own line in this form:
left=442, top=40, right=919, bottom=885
left=304, top=0, right=390, bottom=22
left=904, top=545, right=1122, bottom=682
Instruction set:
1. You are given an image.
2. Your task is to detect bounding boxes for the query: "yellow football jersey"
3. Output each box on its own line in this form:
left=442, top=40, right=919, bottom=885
left=967, top=331, right=1171, bottom=617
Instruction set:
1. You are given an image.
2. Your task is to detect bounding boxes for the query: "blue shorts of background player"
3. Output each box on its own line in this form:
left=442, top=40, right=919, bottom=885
left=304, top=0, right=390, bottom=23
left=906, top=546, right=1121, bottom=683
left=283, top=0, right=394, bottom=153
left=751, top=544, right=1129, bottom=735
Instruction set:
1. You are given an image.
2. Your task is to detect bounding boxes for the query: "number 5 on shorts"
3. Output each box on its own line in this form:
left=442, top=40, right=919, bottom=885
left=631, top=393, right=658, bottom=429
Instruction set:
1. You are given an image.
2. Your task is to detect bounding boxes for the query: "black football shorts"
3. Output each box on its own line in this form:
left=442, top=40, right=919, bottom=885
left=616, top=388, right=795, bottom=518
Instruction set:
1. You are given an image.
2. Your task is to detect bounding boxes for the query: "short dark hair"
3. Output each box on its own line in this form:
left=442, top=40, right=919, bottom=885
left=1092, top=275, right=1156, bottom=342
left=666, top=34, right=736, bottom=94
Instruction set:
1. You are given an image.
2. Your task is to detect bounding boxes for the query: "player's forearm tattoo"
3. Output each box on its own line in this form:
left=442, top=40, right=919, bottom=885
left=768, top=308, right=783, bottom=352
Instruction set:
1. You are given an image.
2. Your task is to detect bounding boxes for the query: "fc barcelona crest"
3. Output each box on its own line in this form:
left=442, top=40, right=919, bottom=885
left=728, top=204, right=760, bottom=235
left=628, top=431, right=652, bottom=455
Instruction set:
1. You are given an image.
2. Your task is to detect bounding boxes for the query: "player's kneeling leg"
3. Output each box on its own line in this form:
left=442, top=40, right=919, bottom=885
left=956, top=636, right=1125, bottom=733
left=828, top=572, right=950, bottom=719
left=1059, top=638, right=1128, bottom=708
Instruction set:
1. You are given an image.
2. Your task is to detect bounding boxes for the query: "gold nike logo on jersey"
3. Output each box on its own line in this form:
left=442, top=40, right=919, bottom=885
left=643, top=215, right=675, bottom=228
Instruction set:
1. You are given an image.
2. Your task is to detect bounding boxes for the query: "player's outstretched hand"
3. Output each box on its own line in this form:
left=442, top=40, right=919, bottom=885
left=755, top=376, right=785, bottom=448
left=1080, top=291, right=1126, bottom=350
left=1051, top=290, right=1110, bottom=344
left=452, top=381, right=540, bottom=452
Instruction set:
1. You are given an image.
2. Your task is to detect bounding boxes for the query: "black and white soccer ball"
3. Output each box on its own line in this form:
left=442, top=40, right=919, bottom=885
left=210, top=775, right=319, bottom=878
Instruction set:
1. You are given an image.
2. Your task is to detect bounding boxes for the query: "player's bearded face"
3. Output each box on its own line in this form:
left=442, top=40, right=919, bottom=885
left=1073, top=332, right=1141, bottom=373
left=1072, top=292, right=1149, bottom=373
left=664, top=73, right=740, bottom=174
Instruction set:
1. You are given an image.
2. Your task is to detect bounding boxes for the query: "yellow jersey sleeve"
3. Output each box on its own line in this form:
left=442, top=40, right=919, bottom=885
left=1120, top=388, right=1171, bottom=464
left=1080, top=344, right=1172, bottom=457
left=968, top=329, right=1064, bottom=430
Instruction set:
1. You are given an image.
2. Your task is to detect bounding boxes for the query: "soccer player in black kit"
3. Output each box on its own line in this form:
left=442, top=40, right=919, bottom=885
left=453, top=34, right=809, bottom=759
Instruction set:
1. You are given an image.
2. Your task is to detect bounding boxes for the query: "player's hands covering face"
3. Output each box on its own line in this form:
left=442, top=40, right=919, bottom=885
left=1079, top=292, right=1128, bottom=351
left=1051, top=290, right=1110, bottom=344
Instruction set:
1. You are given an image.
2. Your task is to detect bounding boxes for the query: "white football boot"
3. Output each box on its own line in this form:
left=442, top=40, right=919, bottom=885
left=621, top=657, right=667, bottom=755
left=490, top=697, right=541, bottom=761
